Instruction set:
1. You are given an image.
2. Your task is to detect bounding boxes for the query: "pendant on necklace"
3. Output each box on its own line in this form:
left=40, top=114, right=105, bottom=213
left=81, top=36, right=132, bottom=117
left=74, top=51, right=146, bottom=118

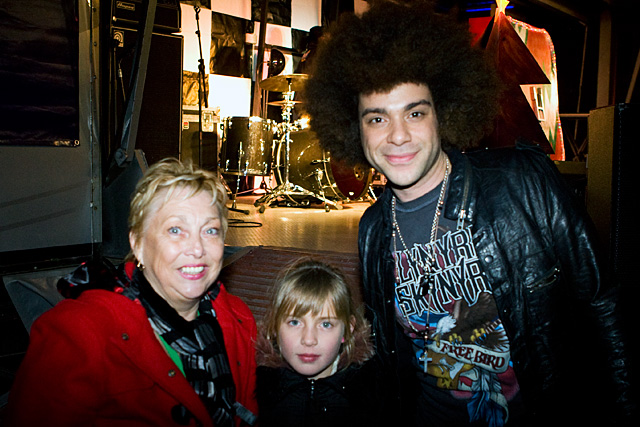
left=419, top=333, right=430, bottom=373
left=420, top=275, right=431, bottom=297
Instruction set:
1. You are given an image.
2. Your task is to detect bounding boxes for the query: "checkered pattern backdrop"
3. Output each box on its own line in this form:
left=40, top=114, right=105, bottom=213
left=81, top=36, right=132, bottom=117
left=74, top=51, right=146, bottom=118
left=179, top=0, right=346, bottom=118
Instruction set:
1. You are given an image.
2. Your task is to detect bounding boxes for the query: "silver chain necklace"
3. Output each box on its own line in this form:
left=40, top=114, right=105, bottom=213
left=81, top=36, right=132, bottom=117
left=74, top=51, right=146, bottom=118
left=391, top=156, right=450, bottom=373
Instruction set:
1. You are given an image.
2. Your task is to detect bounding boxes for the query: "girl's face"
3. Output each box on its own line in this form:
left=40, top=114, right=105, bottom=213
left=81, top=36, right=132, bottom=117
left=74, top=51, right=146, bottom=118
left=277, top=302, right=348, bottom=379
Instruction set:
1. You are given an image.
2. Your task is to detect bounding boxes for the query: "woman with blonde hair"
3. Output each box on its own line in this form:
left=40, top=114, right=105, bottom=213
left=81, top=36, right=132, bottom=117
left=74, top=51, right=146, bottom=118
left=6, top=158, right=257, bottom=426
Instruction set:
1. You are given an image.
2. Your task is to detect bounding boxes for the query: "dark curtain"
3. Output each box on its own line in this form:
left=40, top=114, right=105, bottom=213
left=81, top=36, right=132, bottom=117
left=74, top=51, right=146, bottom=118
left=210, top=12, right=251, bottom=77
left=0, top=0, right=79, bottom=146
left=251, top=0, right=292, bottom=27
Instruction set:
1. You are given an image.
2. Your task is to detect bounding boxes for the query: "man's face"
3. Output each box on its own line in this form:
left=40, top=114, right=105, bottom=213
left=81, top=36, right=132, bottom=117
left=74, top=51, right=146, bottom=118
left=358, top=82, right=448, bottom=202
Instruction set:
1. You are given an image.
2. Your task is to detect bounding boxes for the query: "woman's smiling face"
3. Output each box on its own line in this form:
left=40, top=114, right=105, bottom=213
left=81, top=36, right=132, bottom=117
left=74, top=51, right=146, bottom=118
left=130, top=189, right=224, bottom=319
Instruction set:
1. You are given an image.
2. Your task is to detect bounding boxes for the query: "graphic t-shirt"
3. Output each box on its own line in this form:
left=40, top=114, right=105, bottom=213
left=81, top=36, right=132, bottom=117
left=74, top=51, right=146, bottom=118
left=391, top=188, right=523, bottom=427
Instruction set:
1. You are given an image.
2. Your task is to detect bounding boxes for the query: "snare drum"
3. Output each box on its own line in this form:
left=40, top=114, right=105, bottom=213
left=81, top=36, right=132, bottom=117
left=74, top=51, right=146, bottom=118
left=220, top=116, right=274, bottom=176
left=275, top=130, right=372, bottom=200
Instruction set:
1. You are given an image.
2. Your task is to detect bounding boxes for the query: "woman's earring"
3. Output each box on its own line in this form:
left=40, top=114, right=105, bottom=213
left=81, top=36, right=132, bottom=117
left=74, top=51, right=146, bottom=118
left=341, top=337, right=345, bottom=343
left=136, top=260, right=144, bottom=270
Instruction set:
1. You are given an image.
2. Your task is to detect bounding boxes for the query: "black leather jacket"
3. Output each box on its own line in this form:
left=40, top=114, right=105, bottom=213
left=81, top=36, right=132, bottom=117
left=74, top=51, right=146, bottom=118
left=359, top=146, right=634, bottom=424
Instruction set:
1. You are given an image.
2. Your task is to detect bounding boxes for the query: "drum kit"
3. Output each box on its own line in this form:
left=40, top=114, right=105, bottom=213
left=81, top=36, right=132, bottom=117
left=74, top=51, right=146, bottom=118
left=218, top=73, right=373, bottom=212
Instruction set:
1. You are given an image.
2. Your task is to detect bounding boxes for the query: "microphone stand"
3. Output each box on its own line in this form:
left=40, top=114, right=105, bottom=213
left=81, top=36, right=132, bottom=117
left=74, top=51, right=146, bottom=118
left=193, top=5, right=249, bottom=215
left=194, top=4, right=207, bottom=168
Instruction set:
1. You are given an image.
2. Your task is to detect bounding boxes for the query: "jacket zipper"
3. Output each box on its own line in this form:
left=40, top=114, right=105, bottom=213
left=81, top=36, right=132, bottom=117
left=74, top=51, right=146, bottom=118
left=527, top=266, right=560, bottom=293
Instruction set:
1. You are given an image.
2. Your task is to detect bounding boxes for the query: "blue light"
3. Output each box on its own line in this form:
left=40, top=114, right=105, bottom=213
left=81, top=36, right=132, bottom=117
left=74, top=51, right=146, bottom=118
left=466, top=6, right=514, bottom=13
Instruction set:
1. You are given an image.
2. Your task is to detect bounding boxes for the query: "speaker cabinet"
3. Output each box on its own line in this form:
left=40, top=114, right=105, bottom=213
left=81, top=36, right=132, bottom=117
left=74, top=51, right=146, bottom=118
left=181, top=125, right=218, bottom=171
left=588, top=104, right=640, bottom=401
left=587, top=103, right=639, bottom=288
left=111, top=27, right=183, bottom=166
left=181, top=110, right=219, bottom=172
left=111, top=0, right=181, bottom=34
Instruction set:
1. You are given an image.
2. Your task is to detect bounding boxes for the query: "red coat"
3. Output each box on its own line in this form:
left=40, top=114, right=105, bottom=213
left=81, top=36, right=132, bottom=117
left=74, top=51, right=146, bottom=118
left=5, top=284, right=258, bottom=426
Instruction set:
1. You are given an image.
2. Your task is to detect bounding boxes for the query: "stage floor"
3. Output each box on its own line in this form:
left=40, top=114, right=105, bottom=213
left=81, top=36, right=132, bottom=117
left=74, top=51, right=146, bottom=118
left=225, top=194, right=370, bottom=254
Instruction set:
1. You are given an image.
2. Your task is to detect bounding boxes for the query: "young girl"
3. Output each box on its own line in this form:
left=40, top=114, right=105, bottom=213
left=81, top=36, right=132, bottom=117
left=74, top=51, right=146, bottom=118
left=255, top=258, right=379, bottom=427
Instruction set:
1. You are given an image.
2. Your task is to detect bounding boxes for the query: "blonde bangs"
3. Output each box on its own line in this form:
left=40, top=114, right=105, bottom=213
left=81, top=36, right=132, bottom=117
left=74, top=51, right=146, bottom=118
left=127, top=158, right=229, bottom=260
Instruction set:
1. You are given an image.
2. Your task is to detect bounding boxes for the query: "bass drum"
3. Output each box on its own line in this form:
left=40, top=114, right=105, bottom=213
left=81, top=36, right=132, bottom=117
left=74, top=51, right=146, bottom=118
left=275, top=130, right=372, bottom=201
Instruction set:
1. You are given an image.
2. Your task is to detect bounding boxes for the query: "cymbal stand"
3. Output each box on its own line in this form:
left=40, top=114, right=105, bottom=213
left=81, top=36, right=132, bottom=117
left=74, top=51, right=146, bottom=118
left=255, top=84, right=341, bottom=212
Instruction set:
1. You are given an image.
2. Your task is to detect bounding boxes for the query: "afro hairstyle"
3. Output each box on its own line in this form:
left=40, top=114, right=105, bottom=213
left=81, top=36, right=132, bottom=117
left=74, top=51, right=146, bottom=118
left=303, top=1, right=501, bottom=166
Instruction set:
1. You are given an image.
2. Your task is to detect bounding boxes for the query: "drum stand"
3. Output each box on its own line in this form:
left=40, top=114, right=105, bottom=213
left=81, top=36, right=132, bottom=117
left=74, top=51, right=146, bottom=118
left=254, top=87, right=342, bottom=212
left=228, top=175, right=250, bottom=212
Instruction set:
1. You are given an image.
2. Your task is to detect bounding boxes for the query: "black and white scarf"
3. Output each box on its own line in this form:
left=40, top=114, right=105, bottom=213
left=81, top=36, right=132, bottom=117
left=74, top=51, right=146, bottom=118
left=124, top=268, right=238, bottom=426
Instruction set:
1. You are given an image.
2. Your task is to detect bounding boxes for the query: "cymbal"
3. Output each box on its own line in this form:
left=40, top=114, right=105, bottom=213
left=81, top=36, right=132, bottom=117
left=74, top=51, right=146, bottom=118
left=260, top=73, right=308, bottom=92
left=267, top=100, right=303, bottom=107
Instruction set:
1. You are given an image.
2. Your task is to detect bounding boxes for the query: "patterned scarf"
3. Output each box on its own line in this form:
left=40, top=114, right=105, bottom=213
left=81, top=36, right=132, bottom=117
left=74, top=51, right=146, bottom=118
left=124, top=268, right=236, bottom=426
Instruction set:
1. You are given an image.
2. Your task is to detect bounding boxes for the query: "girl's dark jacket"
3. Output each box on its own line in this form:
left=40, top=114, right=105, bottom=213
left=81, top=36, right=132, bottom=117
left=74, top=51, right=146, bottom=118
left=358, top=145, right=636, bottom=425
left=255, top=326, right=381, bottom=427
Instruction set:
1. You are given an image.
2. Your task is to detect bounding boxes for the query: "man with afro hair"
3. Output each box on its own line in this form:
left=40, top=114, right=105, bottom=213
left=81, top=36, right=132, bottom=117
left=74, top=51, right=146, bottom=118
left=303, top=1, right=634, bottom=426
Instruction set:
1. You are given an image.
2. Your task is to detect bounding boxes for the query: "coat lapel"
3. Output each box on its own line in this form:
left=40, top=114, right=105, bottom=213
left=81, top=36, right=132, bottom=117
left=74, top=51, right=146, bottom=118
left=103, top=292, right=213, bottom=425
